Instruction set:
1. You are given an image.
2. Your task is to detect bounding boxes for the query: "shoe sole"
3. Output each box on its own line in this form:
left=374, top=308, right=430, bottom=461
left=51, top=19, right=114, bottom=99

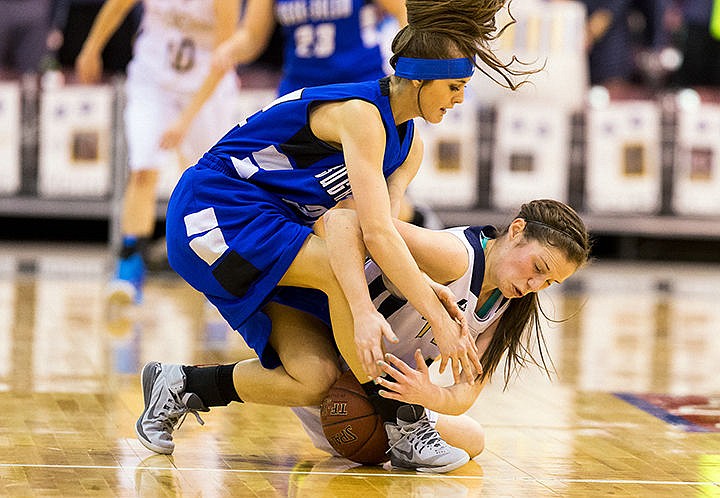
left=416, top=452, right=470, bottom=473
left=135, top=361, right=174, bottom=455
left=391, top=452, right=470, bottom=474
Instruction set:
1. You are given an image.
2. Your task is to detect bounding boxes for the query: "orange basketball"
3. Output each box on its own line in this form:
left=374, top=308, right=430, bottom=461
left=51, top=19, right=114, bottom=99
left=320, top=370, right=389, bottom=464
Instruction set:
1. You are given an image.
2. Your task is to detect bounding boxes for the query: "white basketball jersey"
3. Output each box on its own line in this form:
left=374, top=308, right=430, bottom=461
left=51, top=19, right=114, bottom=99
left=131, top=0, right=219, bottom=92
left=365, top=225, right=510, bottom=368
left=290, top=225, right=506, bottom=455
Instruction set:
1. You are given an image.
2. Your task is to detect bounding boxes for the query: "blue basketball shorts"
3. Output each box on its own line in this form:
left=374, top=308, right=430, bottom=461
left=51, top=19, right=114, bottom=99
left=166, top=155, right=313, bottom=368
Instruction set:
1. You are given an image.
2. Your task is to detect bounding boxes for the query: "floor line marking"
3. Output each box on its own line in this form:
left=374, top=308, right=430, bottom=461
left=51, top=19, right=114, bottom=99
left=0, top=463, right=718, bottom=486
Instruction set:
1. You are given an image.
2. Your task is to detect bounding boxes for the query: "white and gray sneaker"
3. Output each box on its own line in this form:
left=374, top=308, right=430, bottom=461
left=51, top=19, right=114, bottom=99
left=135, top=362, right=209, bottom=455
left=385, top=405, right=470, bottom=473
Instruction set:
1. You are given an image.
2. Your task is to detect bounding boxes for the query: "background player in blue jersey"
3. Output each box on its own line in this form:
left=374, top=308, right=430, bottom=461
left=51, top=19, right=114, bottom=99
left=211, top=0, right=407, bottom=95
left=137, top=199, right=591, bottom=472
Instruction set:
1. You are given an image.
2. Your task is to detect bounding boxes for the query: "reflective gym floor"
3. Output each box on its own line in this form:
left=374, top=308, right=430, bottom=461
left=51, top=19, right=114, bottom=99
left=0, top=242, right=719, bottom=497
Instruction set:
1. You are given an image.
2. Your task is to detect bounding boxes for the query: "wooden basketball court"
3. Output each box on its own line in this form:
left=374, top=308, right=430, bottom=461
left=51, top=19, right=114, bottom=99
left=0, top=242, right=718, bottom=497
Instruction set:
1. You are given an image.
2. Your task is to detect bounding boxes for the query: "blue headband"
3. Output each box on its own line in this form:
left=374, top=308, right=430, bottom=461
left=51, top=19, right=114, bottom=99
left=394, top=57, right=475, bottom=80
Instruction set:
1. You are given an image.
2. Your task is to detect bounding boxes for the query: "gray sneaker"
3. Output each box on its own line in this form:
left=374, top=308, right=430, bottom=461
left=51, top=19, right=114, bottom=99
left=385, top=405, right=470, bottom=473
left=135, top=362, right=209, bottom=454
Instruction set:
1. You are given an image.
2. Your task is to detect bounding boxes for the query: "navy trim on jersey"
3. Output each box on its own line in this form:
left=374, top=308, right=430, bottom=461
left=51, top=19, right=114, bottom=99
left=377, top=294, right=407, bottom=319
left=368, top=274, right=385, bottom=300
left=464, top=225, right=496, bottom=298
left=368, top=273, right=407, bottom=319
left=279, top=124, right=340, bottom=168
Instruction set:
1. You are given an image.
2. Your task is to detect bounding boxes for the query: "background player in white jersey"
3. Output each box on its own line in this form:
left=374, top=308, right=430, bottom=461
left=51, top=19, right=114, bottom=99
left=136, top=199, right=591, bottom=472
left=75, top=0, right=241, bottom=303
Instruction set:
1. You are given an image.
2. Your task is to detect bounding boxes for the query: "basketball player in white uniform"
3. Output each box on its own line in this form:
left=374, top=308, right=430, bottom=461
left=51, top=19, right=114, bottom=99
left=287, top=203, right=588, bottom=468
left=290, top=221, right=502, bottom=461
left=76, top=0, right=241, bottom=303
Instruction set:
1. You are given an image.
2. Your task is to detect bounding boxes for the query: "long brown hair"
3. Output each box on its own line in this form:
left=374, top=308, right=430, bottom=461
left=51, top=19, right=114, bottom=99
left=389, top=0, right=537, bottom=89
left=479, top=199, right=592, bottom=388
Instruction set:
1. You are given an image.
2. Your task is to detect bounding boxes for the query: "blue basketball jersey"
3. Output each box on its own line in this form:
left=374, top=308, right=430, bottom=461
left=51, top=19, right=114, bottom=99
left=274, top=0, right=387, bottom=94
left=167, top=77, right=415, bottom=369
left=208, top=77, right=415, bottom=224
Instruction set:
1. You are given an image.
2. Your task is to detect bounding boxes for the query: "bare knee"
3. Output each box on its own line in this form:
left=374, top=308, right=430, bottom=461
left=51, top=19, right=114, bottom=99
left=464, top=425, right=485, bottom=458
left=292, top=355, right=341, bottom=405
left=437, top=414, right=486, bottom=458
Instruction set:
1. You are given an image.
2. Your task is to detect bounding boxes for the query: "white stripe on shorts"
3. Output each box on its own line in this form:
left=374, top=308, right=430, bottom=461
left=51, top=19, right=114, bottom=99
left=188, top=228, right=229, bottom=266
left=184, top=207, right=219, bottom=236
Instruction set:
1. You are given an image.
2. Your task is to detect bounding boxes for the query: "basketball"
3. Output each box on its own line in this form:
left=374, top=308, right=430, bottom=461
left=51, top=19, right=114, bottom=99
left=320, top=370, right=389, bottom=465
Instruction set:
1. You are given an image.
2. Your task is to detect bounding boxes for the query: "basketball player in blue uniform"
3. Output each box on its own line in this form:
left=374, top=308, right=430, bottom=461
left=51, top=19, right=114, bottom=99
left=212, top=0, right=443, bottom=231
left=163, top=72, right=478, bottom=378
left=211, top=0, right=406, bottom=95
left=137, top=199, right=591, bottom=472
left=136, top=0, right=541, bottom=468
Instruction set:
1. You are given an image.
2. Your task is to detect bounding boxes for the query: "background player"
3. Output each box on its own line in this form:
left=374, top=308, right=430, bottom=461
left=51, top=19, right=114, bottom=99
left=75, top=0, right=242, bottom=303
left=210, top=0, right=408, bottom=96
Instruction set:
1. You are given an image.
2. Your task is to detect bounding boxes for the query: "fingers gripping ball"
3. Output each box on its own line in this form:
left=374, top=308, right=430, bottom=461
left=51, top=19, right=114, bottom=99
left=320, top=370, right=389, bottom=464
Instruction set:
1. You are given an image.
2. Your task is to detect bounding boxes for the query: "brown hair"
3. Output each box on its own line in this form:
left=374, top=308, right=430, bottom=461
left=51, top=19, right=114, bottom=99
left=479, top=199, right=591, bottom=388
left=389, top=0, right=537, bottom=89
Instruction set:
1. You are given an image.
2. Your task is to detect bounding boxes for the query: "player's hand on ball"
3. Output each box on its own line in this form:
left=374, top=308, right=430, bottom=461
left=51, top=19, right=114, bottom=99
left=376, top=350, right=438, bottom=407
left=353, top=309, right=397, bottom=378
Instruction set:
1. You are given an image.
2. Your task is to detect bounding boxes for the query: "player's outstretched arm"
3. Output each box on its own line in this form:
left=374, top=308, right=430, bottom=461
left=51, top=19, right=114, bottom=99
left=330, top=102, right=480, bottom=384
left=75, top=0, right=139, bottom=83
left=322, top=208, right=398, bottom=380
left=159, top=0, right=240, bottom=150
left=211, top=0, right=276, bottom=72
left=376, top=350, right=486, bottom=416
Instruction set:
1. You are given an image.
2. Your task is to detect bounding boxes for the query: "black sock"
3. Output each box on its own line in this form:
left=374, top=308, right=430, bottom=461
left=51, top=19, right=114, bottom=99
left=119, top=236, right=149, bottom=260
left=361, top=378, right=421, bottom=423
left=183, top=363, right=242, bottom=407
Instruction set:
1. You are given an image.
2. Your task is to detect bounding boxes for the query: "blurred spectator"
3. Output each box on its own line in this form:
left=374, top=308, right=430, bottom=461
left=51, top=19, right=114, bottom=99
left=0, top=0, right=53, bottom=76
left=581, top=0, right=636, bottom=87
left=580, top=0, right=672, bottom=96
left=49, top=0, right=141, bottom=73
left=669, top=0, right=720, bottom=94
